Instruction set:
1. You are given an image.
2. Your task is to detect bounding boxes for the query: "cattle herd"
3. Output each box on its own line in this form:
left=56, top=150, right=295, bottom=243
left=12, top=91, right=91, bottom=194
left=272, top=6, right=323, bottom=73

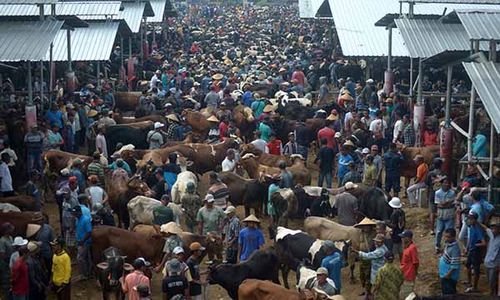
left=0, top=2, right=498, bottom=300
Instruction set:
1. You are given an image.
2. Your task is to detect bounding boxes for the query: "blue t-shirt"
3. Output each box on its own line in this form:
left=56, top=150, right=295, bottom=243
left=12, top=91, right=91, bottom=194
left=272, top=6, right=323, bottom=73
left=75, top=213, right=92, bottom=245
left=467, top=223, right=484, bottom=251
left=438, top=241, right=461, bottom=281
left=243, top=91, right=253, bottom=107
left=45, top=110, right=63, bottom=129
left=469, top=203, right=485, bottom=223
left=337, top=154, right=353, bottom=180
left=238, top=227, right=264, bottom=261
left=258, top=123, right=271, bottom=142
left=321, top=252, right=344, bottom=292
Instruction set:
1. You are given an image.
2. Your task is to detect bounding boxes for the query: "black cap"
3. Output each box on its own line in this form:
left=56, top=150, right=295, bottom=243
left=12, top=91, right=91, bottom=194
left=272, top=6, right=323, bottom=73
left=70, top=205, right=82, bottom=214
left=398, top=230, right=413, bottom=239
left=50, top=237, right=65, bottom=246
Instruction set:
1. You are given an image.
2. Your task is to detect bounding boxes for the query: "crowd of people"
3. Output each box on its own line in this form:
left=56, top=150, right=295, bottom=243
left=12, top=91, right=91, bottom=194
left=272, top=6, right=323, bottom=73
left=0, top=3, right=498, bottom=300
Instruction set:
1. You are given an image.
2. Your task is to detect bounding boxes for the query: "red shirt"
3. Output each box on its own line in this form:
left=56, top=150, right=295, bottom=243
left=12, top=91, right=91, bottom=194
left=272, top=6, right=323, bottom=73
left=400, top=242, right=419, bottom=281
left=317, top=127, right=336, bottom=149
left=423, top=131, right=438, bottom=146
left=219, top=121, right=228, bottom=141
left=267, top=139, right=282, bottom=155
left=11, top=257, right=29, bottom=296
left=291, top=71, right=305, bottom=86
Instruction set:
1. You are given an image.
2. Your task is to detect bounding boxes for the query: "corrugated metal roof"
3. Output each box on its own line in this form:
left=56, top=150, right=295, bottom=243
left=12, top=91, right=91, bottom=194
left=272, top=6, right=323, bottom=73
left=147, top=0, right=166, bottom=23
left=456, top=10, right=500, bottom=40
left=0, top=2, right=121, bottom=19
left=0, top=20, right=63, bottom=62
left=403, top=0, right=499, bottom=3
left=299, top=0, right=326, bottom=18
left=3, top=0, right=57, bottom=4
left=462, top=61, right=500, bottom=133
left=48, top=21, right=119, bottom=61
left=394, top=18, right=471, bottom=58
left=118, top=1, right=146, bottom=33
left=328, top=0, right=500, bottom=57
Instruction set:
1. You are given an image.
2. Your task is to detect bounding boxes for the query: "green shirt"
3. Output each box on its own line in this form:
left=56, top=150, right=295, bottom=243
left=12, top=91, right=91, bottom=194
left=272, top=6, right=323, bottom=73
left=363, top=164, right=378, bottom=186
left=196, top=206, right=225, bottom=235
left=258, top=122, right=271, bottom=142
left=373, top=262, right=404, bottom=300
left=153, top=205, right=174, bottom=225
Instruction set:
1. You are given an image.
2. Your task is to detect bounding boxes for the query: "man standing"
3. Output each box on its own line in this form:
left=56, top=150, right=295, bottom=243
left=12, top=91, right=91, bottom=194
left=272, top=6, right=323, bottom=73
left=278, top=161, right=293, bottom=188
left=147, top=122, right=165, bottom=149
left=197, top=194, right=225, bottom=236
left=438, top=228, right=461, bottom=295
left=283, top=132, right=299, bottom=156
left=0, top=153, right=13, bottom=197
left=464, top=211, right=486, bottom=293
left=223, top=206, right=240, bottom=264
left=72, top=205, right=92, bottom=281
left=207, top=172, right=230, bottom=210
left=356, top=234, right=389, bottom=299
left=383, top=143, right=403, bottom=196
left=337, top=145, right=353, bottom=187
left=186, top=242, right=205, bottom=300
left=363, top=155, right=377, bottom=187
left=121, top=258, right=151, bottom=300
left=321, top=240, right=344, bottom=293
left=181, top=182, right=202, bottom=233
left=333, top=182, right=359, bottom=226
left=399, top=230, right=419, bottom=299
left=24, top=124, right=44, bottom=174
left=402, top=115, right=415, bottom=147
left=406, top=154, right=428, bottom=207
left=87, top=152, right=105, bottom=187
left=221, top=149, right=237, bottom=173
left=481, top=223, right=499, bottom=296
left=50, top=237, right=71, bottom=300
left=10, top=246, right=29, bottom=300
left=373, top=251, right=403, bottom=300
left=388, top=197, right=406, bottom=259
left=434, top=178, right=456, bottom=253
left=317, top=123, right=336, bottom=150
left=95, top=126, right=108, bottom=159
left=342, top=161, right=362, bottom=186
left=315, top=139, right=334, bottom=188
left=238, top=215, right=264, bottom=262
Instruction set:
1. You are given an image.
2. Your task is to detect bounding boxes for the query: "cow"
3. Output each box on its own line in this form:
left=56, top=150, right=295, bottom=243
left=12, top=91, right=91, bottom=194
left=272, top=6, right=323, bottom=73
left=208, top=247, right=280, bottom=300
left=104, top=121, right=153, bottom=156
left=270, top=188, right=298, bottom=226
left=111, top=111, right=166, bottom=124
left=0, top=195, right=37, bottom=211
left=0, top=203, right=20, bottom=212
left=95, top=247, right=133, bottom=300
left=296, top=265, right=346, bottom=300
left=127, top=196, right=182, bottom=228
left=107, top=175, right=151, bottom=229
left=91, top=225, right=164, bottom=265
left=275, top=226, right=350, bottom=289
left=171, top=171, right=198, bottom=204
left=233, top=105, right=256, bottom=142
left=114, top=92, right=141, bottom=112
left=304, top=217, right=362, bottom=281
left=132, top=225, right=223, bottom=261
left=239, top=143, right=291, bottom=167
left=240, top=154, right=311, bottom=186
left=0, top=211, right=44, bottom=237
left=182, top=110, right=210, bottom=140
left=43, top=150, right=92, bottom=175
left=219, top=171, right=268, bottom=217
left=397, top=143, right=440, bottom=188
left=238, top=279, right=305, bottom=300
left=344, top=185, right=392, bottom=221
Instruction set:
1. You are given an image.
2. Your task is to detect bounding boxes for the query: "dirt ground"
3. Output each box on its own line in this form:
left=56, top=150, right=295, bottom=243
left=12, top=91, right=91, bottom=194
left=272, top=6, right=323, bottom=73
left=41, top=166, right=492, bottom=299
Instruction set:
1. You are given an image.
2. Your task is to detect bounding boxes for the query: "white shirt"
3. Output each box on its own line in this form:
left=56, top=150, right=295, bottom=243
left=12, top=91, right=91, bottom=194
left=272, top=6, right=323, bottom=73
left=95, top=133, right=108, bottom=158
left=86, top=186, right=105, bottom=209
left=250, top=139, right=269, bottom=154
left=369, top=118, right=387, bottom=138
left=0, top=162, right=12, bottom=192
left=150, top=74, right=159, bottom=89
left=221, top=158, right=236, bottom=172
left=393, top=119, right=404, bottom=142
left=0, top=148, right=17, bottom=167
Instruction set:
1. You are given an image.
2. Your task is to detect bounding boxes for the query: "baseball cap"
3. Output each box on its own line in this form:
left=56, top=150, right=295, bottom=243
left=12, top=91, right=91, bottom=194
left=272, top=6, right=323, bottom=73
left=362, top=148, right=370, bottom=154
left=133, top=257, right=151, bottom=269
left=334, top=132, right=341, bottom=138
left=468, top=211, right=478, bottom=219
left=189, top=242, right=206, bottom=251
left=173, top=246, right=185, bottom=255
left=398, top=230, right=413, bottom=239
left=316, top=267, right=328, bottom=276
left=224, top=205, right=236, bottom=214
left=204, top=194, right=215, bottom=203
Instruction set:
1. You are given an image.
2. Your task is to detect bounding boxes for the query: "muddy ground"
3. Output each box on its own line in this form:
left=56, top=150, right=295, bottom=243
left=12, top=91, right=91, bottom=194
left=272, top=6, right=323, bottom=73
left=41, top=167, right=491, bottom=299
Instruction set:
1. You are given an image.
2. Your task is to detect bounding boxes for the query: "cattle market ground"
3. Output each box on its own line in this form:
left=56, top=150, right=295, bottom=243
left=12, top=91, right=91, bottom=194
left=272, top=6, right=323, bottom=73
left=43, top=170, right=492, bottom=299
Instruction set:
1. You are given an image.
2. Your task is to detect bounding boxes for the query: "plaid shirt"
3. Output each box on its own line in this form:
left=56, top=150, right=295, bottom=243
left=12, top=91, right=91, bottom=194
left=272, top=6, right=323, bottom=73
left=373, top=262, right=404, bottom=300
left=403, top=124, right=415, bottom=147
left=224, top=216, right=240, bottom=247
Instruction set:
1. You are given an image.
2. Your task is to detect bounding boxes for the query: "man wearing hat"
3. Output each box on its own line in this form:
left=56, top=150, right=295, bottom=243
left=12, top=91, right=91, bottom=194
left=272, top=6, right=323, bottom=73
left=337, top=145, right=353, bottom=186
left=26, top=241, right=48, bottom=299
left=181, top=182, right=202, bottom=233
left=10, top=245, right=29, bottom=300
left=155, top=222, right=183, bottom=275
left=399, top=230, right=419, bottom=298
left=353, top=217, right=378, bottom=297
left=333, top=182, right=359, bottom=226
left=162, top=258, right=190, bottom=299
left=238, top=214, right=264, bottom=262
left=223, top=206, right=240, bottom=264
left=72, top=205, right=92, bottom=280
left=207, top=172, right=230, bottom=210
left=27, top=221, right=55, bottom=271
left=204, top=85, right=221, bottom=111
left=387, top=197, right=405, bottom=259
left=308, top=267, right=337, bottom=296
left=166, top=114, right=182, bottom=141
left=196, top=194, right=225, bottom=237
left=251, top=93, right=266, bottom=118
left=186, top=242, right=206, bottom=300
left=9, top=236, right=28, bottom=269
left=321, top=240, right=345, bottom=293
left=97, top=109, right=116, bottom=128
left=355, top=233, right=389, bottom=298
left=122, top=257, right=151, bottom=300
left=372, top=251, right=403, bottom=300
left=341, top=161, right=362, bottom=187
left=406, top=154, right=428, bottom=207
left=50, top=237, right=72, bottom=299
left=147, top=122, right=165, bottom=150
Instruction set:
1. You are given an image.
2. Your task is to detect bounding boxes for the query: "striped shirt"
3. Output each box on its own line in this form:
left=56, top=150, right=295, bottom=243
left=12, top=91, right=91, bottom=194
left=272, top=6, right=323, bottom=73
left=87, top=162, right=105, bottom=187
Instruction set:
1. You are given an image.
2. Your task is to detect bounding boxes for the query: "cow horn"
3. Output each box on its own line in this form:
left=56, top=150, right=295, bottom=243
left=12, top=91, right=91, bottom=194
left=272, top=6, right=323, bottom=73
left=123, top=263, right=134, bottom=272
left=97, top=262, right=109, bottom=270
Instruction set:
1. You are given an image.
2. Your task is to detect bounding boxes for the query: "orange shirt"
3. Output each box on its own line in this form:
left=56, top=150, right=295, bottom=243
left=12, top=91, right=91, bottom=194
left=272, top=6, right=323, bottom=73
left=122, top=270, right=150, bottom=300
left=416, top=163, right=428, bottom=183
left=400, top=242, right=419, bottom=281
left=423, top=131, right=438, bottom=147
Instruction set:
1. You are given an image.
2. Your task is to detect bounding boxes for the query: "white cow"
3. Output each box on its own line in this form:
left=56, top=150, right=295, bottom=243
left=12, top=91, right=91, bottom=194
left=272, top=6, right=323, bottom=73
left=0, top=203, right=20, bottom=212
left=170, top=171, right=198, bottom=205
left=127, top=196, right=182, bottom=229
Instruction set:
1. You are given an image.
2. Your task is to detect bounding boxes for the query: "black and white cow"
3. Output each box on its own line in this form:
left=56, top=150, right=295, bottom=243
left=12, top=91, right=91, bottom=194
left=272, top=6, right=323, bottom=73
left=275, top=227, right=350, bottom=289
left=96, top=247, right=133, bottom=300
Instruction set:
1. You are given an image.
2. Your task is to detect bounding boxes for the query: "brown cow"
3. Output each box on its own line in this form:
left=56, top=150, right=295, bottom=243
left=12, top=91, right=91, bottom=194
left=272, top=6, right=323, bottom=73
left=43, top=150, right=92, bottom=174
left=238, top=279, right=305, bottom=300
left=91, top=225, right=164, bottom=265
left=219, top=171, right=268, bottom=217
left=0, top=195, right=37, bottom=211
left=132, top=225, right=223, bottom=261
left=0, top=211, right=44, bottom=237
left=240, top=154, right=311, bottom=186
left=397, top=143, right=440, bottom=187
left=107, top=175, right=151, bottom=229
left=232, top=105, right=255, bottom=142
left=182, top=110, right=210, bottom=139
left=114, top=92, right=141, bottom=112
left=239, top=143, right=290, bottom=167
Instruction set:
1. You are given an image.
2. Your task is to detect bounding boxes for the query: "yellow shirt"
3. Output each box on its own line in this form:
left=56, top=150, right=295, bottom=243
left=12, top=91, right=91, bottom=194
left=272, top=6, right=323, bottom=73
left=52, top=250, right=71, bottom=286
